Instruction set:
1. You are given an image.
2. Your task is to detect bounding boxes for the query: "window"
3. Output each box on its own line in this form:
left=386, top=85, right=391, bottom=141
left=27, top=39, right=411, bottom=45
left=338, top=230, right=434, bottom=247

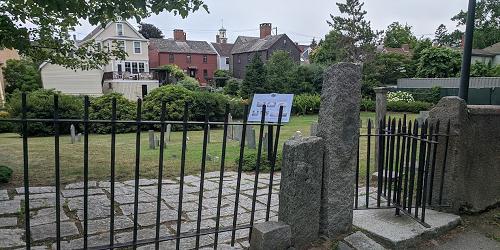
left=203, top=69, right=208, bottom=78
left=133, top=41, right=141, bottom=54
left=116, top=23, right=124, bottom=36
left=95, top=43, right=101, bottom=51
left=117, top=40, right=125, bottom=51
left=138, top=62, right=145, bottom=73
left=225, top=57, right=230, bottom=65
left=132, top=62, right=138, bottom=73
left=247, top=55, right=251, bottom=62
left=237, top=55, right=241, bottom=64
left=187, top=54, right=192, bottom=63
left=169, top=54, right=174, bottom=63
left=284, top=39, right=287, bottom=45
left=203, top=55, right=208, bottom=63
left=125, top=62, right=131, bottom=72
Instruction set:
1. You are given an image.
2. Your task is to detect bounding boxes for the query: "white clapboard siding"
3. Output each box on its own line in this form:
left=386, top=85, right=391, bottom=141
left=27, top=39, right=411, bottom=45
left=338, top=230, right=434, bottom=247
left=41, top=63, right=104, bottom=96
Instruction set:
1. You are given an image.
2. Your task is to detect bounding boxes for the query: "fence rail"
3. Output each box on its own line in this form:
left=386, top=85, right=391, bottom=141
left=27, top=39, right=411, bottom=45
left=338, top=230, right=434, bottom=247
left=355, top=115, right=451, bottom=227
left=0, top=93, right=284, bottom=250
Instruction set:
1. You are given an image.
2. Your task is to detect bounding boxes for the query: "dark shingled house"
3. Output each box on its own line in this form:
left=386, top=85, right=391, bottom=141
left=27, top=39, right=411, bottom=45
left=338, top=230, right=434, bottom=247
left=231, top=23, right=301, bottom=79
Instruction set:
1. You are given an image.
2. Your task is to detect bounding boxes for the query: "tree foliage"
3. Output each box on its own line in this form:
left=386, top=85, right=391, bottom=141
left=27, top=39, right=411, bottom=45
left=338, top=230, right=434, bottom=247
left=265, top=51, right=296, bottom=93
left=0, top=0, right=208, bottom=69
left=364, top=52, right=412, bottom=86
left=451, top=0, right=500, bottom=49
left=240, top=54, right=266, bottom=99
left=138, top=23, right=164, bottom=39
left=434, top=24, right=463, bottom=47
left=384, top=22, right=417, bottom=48
left=325, top=0, right=381, bottom=63
left=416, top=47, right=462, bottom=78
left=310, top=31, right=345, bottom=65
left=2, top=59, right=42, bottom=95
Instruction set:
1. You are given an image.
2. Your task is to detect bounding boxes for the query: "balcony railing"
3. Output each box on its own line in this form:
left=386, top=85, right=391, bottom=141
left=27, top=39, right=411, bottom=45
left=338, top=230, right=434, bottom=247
left=103, top=71, right=157, bottom=81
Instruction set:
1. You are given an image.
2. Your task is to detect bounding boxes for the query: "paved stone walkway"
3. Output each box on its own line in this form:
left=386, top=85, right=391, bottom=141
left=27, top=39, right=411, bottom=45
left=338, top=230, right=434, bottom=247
left=0, top=171, right=280, bottom=249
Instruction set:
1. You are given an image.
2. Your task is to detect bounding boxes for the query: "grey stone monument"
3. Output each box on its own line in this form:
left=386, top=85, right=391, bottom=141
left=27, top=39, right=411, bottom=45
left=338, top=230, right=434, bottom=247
left=374, top=87, right=389, bottom=176
left=246, top=127, right=256, bottom=149
left=318, top=63, right=361, bottom=237
left=234, top=124, right=242, bottom=141
left=207, top=124, right=211, bottom=143
left=262, top=133, right=268, bottom=151
left=148, top=130, right=155, bottom=149
left=227, top=113, right=234, bottom=140
left=166, top=124, right=172, bottom=142
left=310, top=121, right=319, bottom=136
left=279, top=136, right=324, bottom=248
left=70, top=124, right=76, bottom=144
left=76, top=133, right=81, bottom=142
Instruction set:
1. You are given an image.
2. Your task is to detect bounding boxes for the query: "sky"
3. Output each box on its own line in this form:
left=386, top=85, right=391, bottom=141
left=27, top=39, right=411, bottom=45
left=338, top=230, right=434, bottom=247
left=73, top=0, right=470, bottom=45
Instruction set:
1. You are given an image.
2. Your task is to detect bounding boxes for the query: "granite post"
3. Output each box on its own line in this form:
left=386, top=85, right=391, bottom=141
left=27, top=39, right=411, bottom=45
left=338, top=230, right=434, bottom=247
left=148, top=130, right=155, bottom=149
left=310, top=122, right=318, bottom=136
left=70, top=124, right=76, bottom=144
left=279, top=136, right=324, bottom=248
left=374, top=87, right=388, bottom=175
left=166, top=124, right=172, bottom=142
left=246, top=127, right=256, bottom=149
left=249, top=221, right=292, bottom=250
left=318, top=63, right=361, bottom=237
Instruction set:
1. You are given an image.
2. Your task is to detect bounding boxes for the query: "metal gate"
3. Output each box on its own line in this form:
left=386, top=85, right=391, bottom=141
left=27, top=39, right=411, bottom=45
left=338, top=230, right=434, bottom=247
left=354, top=115, right=451, bottom=227
left=0, top=93, right=284, bottom=249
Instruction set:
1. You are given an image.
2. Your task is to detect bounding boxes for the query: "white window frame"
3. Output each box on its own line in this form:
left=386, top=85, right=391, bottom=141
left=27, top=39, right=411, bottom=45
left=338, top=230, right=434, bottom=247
left=116, top=40, right=126, bottom=51
left=116, top=23, right=124, bottom=36
left=133, top=41, right=142, bottom=54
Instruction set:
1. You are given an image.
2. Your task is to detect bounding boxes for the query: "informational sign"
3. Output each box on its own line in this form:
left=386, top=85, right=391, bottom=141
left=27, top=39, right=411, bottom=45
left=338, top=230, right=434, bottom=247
left=248, top=93, right=294, bottom=123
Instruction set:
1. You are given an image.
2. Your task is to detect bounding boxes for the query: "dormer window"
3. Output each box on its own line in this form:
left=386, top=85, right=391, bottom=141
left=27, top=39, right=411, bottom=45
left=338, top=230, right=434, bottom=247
left=116, top=23, right=124, bottom=36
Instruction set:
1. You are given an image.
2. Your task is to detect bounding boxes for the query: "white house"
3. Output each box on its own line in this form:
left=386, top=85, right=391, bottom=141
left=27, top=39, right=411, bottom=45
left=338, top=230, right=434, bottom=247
left=41, top=19, right=159, bottom=100
left=210, top=27, right=233, bottom=71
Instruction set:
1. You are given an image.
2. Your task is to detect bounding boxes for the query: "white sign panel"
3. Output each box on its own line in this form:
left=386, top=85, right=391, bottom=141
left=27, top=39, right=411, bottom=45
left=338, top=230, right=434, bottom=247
left=248, top=93, right=294, bottom=123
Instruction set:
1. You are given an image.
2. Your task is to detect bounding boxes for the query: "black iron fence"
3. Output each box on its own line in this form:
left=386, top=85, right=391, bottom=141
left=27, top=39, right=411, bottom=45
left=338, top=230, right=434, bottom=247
left=355, top=115, right=451, bottom=227
left=0, top=93, right=284, bottom=250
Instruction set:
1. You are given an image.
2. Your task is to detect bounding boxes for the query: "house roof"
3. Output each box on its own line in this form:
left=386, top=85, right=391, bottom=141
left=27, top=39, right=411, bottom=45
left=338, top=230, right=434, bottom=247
left=211, top=43, right=234, bottom=57
left=79, top=21, right=146, bottom=43
left=231, top=34, right=286, bottom=54
left=471, top=48, right=495, bottom=57
left=482, top=42, right=500, bottom=55
left=150, top=38, right=217, bottom=54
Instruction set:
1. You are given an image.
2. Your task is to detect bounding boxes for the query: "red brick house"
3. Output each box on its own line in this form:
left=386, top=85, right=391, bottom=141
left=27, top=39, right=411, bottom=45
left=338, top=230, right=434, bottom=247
left=148, top=30, right=218, bottom=85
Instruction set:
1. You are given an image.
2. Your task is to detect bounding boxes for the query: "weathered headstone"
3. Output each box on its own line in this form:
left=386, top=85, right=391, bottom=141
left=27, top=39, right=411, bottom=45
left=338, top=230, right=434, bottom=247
left=234, top=124, right=242, bottom=141
left=279, top=136, right=324, bottom=248
left=155, top=135, right=160, bottom=147
left=318, top=63, right=361, bottom=237
left=76, top=133, right=82, bottom=142
left=374, top=87, right=389, bottom=177
left=246, top=127, right=256, bottom=149
left=310, top=122, right=319, bottom=136
left=207, top=124, right=211, bottom=143
left=70, top=124, right=76, bottom=144
left=148, top=130, right=155, bottom=149
left=262, top=133, right=268, bottom=151
left=227, top=113, right=234, bottom=140
left=166, top=124, right=172, bottom=142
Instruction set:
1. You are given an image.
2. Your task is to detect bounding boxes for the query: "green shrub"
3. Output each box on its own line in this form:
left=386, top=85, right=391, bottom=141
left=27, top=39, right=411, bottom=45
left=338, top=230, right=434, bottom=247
left=191, top=91, right=228, bottom=123
left=7, top=89, right=83, bottom=136
left=0, top=111, right=14, bottom=133
left=0, top=165, right=13, bottom=183
left=89, top=93, right=136, bottom=134
left=176, top=77, right=199, bottom=91
left=360, top=99, right=375, bottom=112
left=387, top=101, right=432, bottom=113
left=387, top=91, right=415, bottom=103
left=227, top=97, right=247, bottom=119
left=143, top=85, right=194, bottom=125
left=236, top=151, right=282, bottom=172
left=400, top=87, right=441, bottom=104
left=292, top=94, right=321, bottom=115
left=223, top=78, right=241, bottom=96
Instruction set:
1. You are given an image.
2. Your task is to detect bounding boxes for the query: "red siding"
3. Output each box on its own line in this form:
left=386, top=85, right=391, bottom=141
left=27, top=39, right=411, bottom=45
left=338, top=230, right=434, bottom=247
left=149, top=45, right=217, bottom=84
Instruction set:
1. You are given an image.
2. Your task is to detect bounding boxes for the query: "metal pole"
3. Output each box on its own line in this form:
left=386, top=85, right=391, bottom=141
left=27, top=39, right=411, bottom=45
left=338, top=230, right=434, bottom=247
left=458, top=0, right=476, bottom=102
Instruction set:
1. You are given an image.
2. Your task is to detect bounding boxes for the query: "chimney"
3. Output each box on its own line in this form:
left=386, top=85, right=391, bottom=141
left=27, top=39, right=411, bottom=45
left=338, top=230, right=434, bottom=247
left=174, top=29, right=186, bottom=41
left=401, top=44, right=410, bottom=51
left=260, top=23, right=272, bottom=38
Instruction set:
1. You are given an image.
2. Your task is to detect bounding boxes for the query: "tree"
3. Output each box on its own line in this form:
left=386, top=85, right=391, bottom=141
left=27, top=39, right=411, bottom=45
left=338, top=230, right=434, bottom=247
left=384, top=22, right=417, bottom=48
left=434, top=24, right=462, bottom=47
left=265, top=51, right=297, bottom=93
left=240, top=54, right=266, bottom=99
left=291, top=64, right=324, bottom=94
left=310, top=31, right=345, bottom=65
left=326, top=0, right=381, bottom=63
left=451, top=0, right=500, bottom=48
left=213, top=69, right=231, bottom=87
left=0, top=0, right=207, bottom=70
left=416, top=47, right=462, bottom=78
left=2, top=59, right=42, bottom=95
left=138, top=23, right=164, bottom=39
left=310, top=38, right=318, bottom=49
left=364, top=52, right=412, bottom=86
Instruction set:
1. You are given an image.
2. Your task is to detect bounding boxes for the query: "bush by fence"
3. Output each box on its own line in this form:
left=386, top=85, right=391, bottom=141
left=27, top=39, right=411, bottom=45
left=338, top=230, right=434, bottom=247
left=0, top=165, right=13, bottom=183
left=89, top=93, right=136, bottom=134
left=292, top=94, right=321, bottom=115
left=0, top=111, right=13, bottom=133
left=236, top=151, right=282, bottom=172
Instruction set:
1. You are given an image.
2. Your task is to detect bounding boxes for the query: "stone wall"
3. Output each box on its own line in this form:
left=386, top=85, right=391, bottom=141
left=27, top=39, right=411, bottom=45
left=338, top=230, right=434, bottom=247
left=429, top=97, right=500, bottom=213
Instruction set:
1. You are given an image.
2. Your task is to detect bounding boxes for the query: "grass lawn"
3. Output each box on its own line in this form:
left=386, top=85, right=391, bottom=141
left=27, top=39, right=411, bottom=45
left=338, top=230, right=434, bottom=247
left=0, top=112, right=417, bottom=187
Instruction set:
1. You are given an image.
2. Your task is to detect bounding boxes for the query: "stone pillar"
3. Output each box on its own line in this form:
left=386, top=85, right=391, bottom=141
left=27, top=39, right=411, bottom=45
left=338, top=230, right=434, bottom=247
left=279, top=136, right=324, bottom=248
left=317, top=63, right=361, bottom=237
left=166, top=124, right=172, bottom=142
left=249, top=221, right=292, bottom=250
left=148, top=130, right=155, bottom=149
left=310, top=122, right=318, bottom=136
left=374, top=87, right=388, bottom=175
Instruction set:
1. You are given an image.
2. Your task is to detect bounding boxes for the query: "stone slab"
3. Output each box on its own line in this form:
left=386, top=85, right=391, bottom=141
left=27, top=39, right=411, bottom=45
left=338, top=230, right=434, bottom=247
left=88, top=216, right=133, bottom=235
left=31, top=207, right=69, bottom=226
left=0, top=217, right=18, bottom=227
left=0, top=199, right=21, bottom=215
left=423, top=230, right=500, bottom=250
left=65, top=181, right=97, bottom=189
left=342, top=231, right=386, bottom=250
left=353, top=208, right=461, bottom=249
left=16, top=186, right=56, bottom=194
left=61, top=188, right=105, bottom=198
left=0, top=228, right=25, bottom=248
left=30, top=221, right=79, bottom=241
left=0, top=189, right=9, bottom=200
left=249, top=221, right=292, bottom=250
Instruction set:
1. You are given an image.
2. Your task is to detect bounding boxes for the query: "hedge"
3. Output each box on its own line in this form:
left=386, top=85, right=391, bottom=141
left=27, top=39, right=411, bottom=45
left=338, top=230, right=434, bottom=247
left=235, top=151, right=282, bottom=172
left=395, top=87, right=441, bottom=104
left=89, top=93, right=136, bottom=134
left=0, top=111, right=14, bottom=133
left=0, top=165, right=13, bottom=183
left=7, top=89, right=83, bottom=136
left=292, top=94, right=320, bottom=115
left=359, top=99, right=432, bottom=113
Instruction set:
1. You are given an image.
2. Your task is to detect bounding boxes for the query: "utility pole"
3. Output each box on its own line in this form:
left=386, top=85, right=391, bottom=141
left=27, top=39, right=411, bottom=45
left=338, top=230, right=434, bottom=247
left=458, top=0, right=476, bottom=102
